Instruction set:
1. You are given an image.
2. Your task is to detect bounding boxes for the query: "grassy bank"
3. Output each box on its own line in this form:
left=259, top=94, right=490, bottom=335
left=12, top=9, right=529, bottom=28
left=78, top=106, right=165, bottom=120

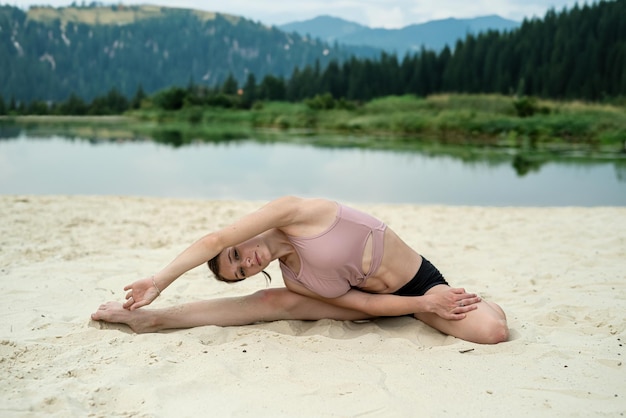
left=3, top=94, right=625, bottom=159
left=130, top=94, right=626, bottom=154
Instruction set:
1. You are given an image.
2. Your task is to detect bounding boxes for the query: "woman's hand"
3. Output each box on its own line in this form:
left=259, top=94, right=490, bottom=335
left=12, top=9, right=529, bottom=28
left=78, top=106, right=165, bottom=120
left=425, top=288, right=481, bottom=320
left=123, top=277, right=160, bottom=310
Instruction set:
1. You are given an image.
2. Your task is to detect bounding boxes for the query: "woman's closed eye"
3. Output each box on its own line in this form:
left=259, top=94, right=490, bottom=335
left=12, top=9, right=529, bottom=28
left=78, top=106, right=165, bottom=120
left=233, top=248, right=245, bottom=278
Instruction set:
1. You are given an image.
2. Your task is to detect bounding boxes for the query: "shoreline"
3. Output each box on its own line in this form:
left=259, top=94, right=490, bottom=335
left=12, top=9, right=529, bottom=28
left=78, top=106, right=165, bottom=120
left=0, top=115, right=132, bottom=123
left=2, top=102, right=626, bottom=161
left=1, top=195, right=624, bottom=416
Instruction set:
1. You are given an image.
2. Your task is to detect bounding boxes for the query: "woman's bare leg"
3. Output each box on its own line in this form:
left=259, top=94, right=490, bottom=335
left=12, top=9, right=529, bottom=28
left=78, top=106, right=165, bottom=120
left=414, top=285, right=509, bottom=344
left=91, top=288, right=371, bottom=333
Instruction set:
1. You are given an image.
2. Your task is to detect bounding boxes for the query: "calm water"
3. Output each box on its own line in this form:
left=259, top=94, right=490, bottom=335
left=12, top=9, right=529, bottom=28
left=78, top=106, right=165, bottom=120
left=0, top=134, right=624, bottom=206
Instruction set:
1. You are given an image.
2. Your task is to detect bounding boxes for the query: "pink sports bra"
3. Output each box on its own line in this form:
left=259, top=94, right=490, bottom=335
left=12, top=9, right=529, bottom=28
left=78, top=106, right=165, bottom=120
left=279, top=203, right=387, bottom=298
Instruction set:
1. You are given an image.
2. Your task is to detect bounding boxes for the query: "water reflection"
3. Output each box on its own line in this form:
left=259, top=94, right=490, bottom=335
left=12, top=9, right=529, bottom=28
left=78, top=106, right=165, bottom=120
left=512, top=154, right=543, bottom=176
left=153, top=129, right=185, bottom=147
left=0, top=131, right=624, bottom=206
left=0, top=124, right=22, bottom=139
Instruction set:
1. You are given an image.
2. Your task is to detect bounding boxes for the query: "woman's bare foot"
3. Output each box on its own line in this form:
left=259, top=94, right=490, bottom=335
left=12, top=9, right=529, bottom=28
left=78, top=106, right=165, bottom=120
left=91, top=301, right=156, bottom=333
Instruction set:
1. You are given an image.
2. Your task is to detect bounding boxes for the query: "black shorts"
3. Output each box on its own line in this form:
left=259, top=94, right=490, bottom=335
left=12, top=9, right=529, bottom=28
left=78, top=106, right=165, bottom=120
left=392, top=257, right=449, bottom=296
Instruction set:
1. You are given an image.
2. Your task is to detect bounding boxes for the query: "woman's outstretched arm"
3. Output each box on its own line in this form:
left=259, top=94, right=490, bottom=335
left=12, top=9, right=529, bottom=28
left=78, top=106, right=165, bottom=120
left=123, top=196, right=304, bottom=310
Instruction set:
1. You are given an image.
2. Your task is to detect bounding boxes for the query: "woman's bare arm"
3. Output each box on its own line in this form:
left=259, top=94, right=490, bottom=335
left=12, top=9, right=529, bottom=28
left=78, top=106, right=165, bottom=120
left=284, top=279, right=480, bottom=320
left=123, top=196, right=307, bottom=310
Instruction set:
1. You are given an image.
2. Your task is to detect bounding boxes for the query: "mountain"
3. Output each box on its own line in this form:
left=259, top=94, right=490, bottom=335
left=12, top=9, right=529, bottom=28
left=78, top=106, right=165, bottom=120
left=0, top=4, right=379, bottom=103
left=280, top=15, right=521, bottom=55
left=279, top=15, right=368, bottom=43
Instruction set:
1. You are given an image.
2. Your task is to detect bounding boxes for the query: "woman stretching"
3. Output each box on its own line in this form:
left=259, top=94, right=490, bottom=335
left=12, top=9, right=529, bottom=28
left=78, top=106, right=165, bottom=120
left=92, top=196, right=508, bottom=344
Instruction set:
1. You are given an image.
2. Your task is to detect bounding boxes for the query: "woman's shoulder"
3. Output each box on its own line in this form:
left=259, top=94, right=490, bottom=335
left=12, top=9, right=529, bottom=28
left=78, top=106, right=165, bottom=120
left=270, top=195, right=335, bottom=213
left=272, top=196, right=338, bottom=235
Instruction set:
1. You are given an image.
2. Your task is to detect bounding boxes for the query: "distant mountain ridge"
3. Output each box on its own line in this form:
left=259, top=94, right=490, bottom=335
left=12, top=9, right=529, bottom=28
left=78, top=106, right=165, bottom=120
left=0, top=4, right=379, bottom=103
left=280, top=15, right=521, bottom=55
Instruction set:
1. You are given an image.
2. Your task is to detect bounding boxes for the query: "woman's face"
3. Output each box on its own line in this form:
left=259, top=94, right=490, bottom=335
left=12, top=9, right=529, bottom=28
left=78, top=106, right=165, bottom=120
left=218, top=236, right=270, bottom=281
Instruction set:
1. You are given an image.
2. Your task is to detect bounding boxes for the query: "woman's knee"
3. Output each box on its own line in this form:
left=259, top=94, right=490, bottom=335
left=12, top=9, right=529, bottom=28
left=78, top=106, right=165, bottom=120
left=471, top=300, right=509, bottom=344
left=481, top=318, right=509, bottom=344
left=453, top=303, right=509, bottom=344
left=484, top=300, right=507, bottom=321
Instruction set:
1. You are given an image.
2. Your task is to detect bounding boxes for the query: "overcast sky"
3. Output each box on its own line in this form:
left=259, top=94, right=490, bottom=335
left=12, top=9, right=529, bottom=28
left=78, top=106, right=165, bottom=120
left=10, top=0, right=593, bottom=28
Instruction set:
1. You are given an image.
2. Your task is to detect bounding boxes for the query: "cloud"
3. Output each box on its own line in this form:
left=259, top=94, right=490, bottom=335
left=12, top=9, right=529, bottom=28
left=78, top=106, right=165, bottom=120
left=363, top=5, right=406, bottom=28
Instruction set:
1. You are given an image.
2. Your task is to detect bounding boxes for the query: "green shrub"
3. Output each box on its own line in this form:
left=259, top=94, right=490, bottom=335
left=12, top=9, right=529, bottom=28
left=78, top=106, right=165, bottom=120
left=512, top=96, right=551, bottom=118
left=305, top=93, right=336, bottom=110
left=187, top=108, right=203, bottom=124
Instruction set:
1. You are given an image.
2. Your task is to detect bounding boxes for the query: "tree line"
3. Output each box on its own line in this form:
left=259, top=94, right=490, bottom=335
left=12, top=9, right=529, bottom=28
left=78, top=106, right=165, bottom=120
left=0, top=4, right=370, bottom=104
left=284, top=0, right=624, bottom=102
left=1, top=0, right=623, bottom=116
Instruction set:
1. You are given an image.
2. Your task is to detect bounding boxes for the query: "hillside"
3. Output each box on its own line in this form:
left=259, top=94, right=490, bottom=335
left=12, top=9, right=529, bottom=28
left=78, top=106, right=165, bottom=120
left=280, top=15, right=521, bottom=55
left=0, top=4, right=377, bottom=103
left=26, top=3, right=231, bottom=25
left=1, top=2, right=623, bottom=105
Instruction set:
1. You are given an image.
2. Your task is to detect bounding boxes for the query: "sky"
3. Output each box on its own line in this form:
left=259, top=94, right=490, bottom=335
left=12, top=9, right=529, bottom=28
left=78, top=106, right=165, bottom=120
left=8, top=0, right=593, bottom=28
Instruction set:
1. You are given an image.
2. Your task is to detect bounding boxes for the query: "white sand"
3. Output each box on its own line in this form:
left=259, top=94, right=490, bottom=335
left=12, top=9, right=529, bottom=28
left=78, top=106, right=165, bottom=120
left=0, top=195, right=624, bottom=417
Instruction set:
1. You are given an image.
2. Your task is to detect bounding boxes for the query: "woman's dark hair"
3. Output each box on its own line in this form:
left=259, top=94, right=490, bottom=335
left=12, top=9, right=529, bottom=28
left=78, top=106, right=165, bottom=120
left=207, top=253, right=272, bottom=284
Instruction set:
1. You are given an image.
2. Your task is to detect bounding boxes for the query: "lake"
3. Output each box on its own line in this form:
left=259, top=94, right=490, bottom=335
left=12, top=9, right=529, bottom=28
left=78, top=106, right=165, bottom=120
left=1, top=133, right=624, bottom=206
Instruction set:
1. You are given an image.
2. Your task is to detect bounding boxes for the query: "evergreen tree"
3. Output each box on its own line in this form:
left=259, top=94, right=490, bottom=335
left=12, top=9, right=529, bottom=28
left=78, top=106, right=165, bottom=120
left=285, top=67, right=302, bottom=102
left=258, top=75, right=286, bottom=101
left=319, top=60, right=343, bottom=98
left=153, top=87, right=187, bottom=110
left=17, top=100, right=26, bottom=115
left=8, top=96, right=16, bottom=114
left=221, top=73, right=238, bottom=95
left=400, top=54, right=419, bottom=96
left=241, top=73, right=257, bottom=108
left=27, top=100, right=49, bottom=115
left=60, top=93, right=88, bottom=115
left=345, top=58, right=369, bottom=101
left=131, top=84, right=146, bottom=109
left=105, top=87, right=129, bottom=113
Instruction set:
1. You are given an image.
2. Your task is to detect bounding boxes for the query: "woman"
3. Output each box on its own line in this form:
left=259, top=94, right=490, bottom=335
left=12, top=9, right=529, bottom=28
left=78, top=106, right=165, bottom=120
left=92, top=196, right=508, bottom=344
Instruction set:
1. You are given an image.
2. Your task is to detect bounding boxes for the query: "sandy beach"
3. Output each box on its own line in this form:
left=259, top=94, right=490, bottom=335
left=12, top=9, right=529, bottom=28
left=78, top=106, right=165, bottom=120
left=0, top=195, right=624, bottom=417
